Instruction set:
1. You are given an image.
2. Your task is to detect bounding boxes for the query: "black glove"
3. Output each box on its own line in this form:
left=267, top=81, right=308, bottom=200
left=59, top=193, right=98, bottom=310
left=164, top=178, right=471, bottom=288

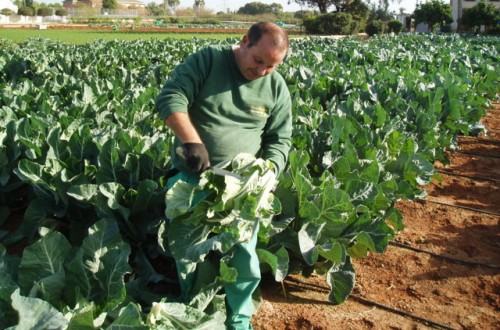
left=182, top=143, right=210, bottom=173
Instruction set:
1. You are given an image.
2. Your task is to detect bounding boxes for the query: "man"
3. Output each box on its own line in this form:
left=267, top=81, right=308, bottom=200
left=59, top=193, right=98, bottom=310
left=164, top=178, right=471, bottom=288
left=156, top=22, right=292, bottom=330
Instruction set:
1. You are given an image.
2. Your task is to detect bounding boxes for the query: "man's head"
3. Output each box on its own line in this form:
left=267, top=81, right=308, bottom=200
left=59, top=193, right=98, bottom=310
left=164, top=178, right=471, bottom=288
left=234, top=22, right=289, bottom=81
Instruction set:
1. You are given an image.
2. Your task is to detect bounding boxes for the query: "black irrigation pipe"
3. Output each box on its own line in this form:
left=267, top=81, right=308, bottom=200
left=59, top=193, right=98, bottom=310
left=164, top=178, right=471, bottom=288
left=458, top=136, right=500, bottom=145
left=284, top=277, right=456, bottom=330
left=350, top=295, right=457, bottom=330
left=436, top=169, right=500, bottom=183
left=425, top=199, right=500, bottom=217
left=389, top=241, right=500, bottom=269
left=454, top=151, right=500, bottom=159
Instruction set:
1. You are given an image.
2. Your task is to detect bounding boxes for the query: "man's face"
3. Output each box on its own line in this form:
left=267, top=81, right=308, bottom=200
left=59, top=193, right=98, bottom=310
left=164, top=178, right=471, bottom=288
left=235, top=34, right=287, bottom=81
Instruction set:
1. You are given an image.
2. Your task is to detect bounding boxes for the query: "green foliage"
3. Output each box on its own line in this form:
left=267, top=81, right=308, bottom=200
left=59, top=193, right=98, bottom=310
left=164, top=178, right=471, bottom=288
left=55, top=8, right=67, bottom=16
left=412, top=0, right=453, bottom=32
left=387, top=19, right=403, bottom=33
left=237, top=1, right=283, bottom=15
left=37, top=7, right=54, bottom=16
left=365, top=19, right=386, bottom=36
left=303, top=12, right=356, bottom=35
left=345, top=0, right=370, bottom=31
left=440, top=24, right=452, bottom=33
left=303, top=16, right=320, bottom=33
left=1, top=8, right=15, bottom=15
left=295, top=0, right=329, bottom=14
left=296, top=0, right=351, bottom=14
left=145, top=2, right=166, bottom=16
left=17, top=6, right=33, bottom=16
left=0, top=35, right=498, bottom=326
left=164, top=155, right=282, bottom=297
left=102, top=0, right=119, bottom=9
left=369, top=7, right=393, bottom=21
left=461, top=1, right=500, bottom=31
left=193, top=0, right=205, bottom=7
left=294, top=10, right=317, bottom=19
left=168, top=0, right=180, bottom=8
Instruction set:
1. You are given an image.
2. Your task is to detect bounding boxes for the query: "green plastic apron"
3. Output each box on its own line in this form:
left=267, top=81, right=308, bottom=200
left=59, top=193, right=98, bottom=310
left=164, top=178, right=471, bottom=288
left=167, top=171, right=261, bottom=330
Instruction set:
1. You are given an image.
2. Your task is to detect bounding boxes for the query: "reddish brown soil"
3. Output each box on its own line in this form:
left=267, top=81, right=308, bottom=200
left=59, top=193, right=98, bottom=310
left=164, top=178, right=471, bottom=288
left=2, top=24, right=304, bottom=35
left=49, top=25, right=251, bottom=34
left=253, top=103, right=500, bottom=330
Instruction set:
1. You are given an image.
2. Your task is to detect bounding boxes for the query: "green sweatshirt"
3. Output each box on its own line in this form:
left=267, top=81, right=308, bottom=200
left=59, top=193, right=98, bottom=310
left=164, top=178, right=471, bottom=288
left=156, top=45, right=292, bottom=175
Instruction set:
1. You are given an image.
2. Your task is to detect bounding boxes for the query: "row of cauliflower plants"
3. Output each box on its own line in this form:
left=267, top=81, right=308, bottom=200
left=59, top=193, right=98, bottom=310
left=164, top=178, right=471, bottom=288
left=0, top=34, right=498, bottom=328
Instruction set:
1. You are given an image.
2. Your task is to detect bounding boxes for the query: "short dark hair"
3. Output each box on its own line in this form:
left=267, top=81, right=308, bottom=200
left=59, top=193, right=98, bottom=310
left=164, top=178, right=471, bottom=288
left=247, top=22, right=289, bottom=53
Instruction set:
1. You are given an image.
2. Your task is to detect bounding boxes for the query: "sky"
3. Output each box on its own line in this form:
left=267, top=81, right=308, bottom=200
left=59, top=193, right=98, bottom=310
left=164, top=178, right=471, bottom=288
left=34, top=0, right=417, bottom=14
left=165, top=0, right=417, bottom=14
left=192, top=0, right=416, bottom=13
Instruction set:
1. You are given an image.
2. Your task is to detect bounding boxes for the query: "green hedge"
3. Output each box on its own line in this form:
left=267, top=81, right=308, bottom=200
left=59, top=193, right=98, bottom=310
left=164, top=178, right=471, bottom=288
left=303, top=13, right=357, bottom=35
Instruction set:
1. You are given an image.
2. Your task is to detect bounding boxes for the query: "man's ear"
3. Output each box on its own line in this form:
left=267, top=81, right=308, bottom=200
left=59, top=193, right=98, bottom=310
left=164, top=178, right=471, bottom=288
left=240, top=35, right=249, bottom=47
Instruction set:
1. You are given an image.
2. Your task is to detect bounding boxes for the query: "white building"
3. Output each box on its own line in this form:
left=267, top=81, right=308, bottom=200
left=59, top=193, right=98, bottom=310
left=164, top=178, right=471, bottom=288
left=119, top=0, right=145, bottom=8
left=395, top=12, right=413, bottom=32
left=450, top=0, right=500, bottom=31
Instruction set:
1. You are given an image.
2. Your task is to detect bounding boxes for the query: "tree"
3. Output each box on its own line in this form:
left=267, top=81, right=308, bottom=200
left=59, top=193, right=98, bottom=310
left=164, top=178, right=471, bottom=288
left=460, top=1, right=500, bottom=31
left=387, top=19, right=403, bottom=33
left=37, top=7, right=54, bottom=16
left=48, top=2, right=64, bottom=10
left=370, top=8, right=393, bottom=21
left=269, top=2, right=283, bottom=13
left=365, top=19, right=385, bottom=35
left=161, top=0, right=169, bottom=12
left=193, top=0, right=205, bottom=15
left=194, top=0, right=205, bottom=9
left=102, top=0, right=119, bottom=9
left=1, top=8, right=15, bottom=15
left=412, top=0, right=452, bottom=32
left=237, top=2, right=281, bottom=15
left=55, top=8, right=68, bottom=16
left=303, top=12, right=357, bottom=34
left=294, top=10, right=317, bottom=19
left=295, top=0, right=331, bottom=14
left=294, top=0, right=372, bottom=15
left=146, top=2, right=166, bottom=16
left=18, top=6, right=33, bottom=15
left=345, top=0, right=370, bottom=26
left=19, top=0, right=35, bottom=13
left=168, top=0, right=180, bottom=11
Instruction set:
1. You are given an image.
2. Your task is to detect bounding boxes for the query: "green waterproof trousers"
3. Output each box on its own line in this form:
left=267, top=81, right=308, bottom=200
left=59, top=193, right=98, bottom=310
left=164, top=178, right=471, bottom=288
left=167, top=171, right=261, bottom=330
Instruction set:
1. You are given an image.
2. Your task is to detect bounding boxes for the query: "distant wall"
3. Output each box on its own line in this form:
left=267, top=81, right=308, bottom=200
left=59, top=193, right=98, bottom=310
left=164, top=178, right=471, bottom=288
left=0, top=14, right=68, bottom=24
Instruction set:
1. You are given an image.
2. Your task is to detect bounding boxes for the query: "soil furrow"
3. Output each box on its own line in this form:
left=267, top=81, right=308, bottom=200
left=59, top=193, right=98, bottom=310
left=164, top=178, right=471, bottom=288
left=254, top=104, right=500, bottom=329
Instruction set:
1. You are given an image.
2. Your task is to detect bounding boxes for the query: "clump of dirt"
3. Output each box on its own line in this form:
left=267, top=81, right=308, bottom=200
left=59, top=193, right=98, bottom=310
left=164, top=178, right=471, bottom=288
left=253, top=103, right=500, bottom=330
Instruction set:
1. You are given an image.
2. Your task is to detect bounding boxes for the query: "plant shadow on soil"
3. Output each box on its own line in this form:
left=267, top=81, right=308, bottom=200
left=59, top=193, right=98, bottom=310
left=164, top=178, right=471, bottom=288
left=253, top=105, right=500, bottom=330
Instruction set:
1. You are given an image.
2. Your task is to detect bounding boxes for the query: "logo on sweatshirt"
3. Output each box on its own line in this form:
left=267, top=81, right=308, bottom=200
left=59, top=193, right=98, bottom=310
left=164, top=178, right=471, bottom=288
left=248, top=105, right=269, bottom=118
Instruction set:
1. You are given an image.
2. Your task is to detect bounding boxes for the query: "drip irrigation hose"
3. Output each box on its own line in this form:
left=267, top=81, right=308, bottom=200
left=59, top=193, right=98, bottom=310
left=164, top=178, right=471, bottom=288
left=389, top=241, right=500, bottom=269
left=284, top=277, right=457, bottom=330
left=350, top=295, right=457, bottom=330
left=458, top=136, right=500, bottom=145
left=425, top=199, right=500, bottom=217
left=454, top=151, right=500, bottom=159
left=436, top=169, right=500, bottom=183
